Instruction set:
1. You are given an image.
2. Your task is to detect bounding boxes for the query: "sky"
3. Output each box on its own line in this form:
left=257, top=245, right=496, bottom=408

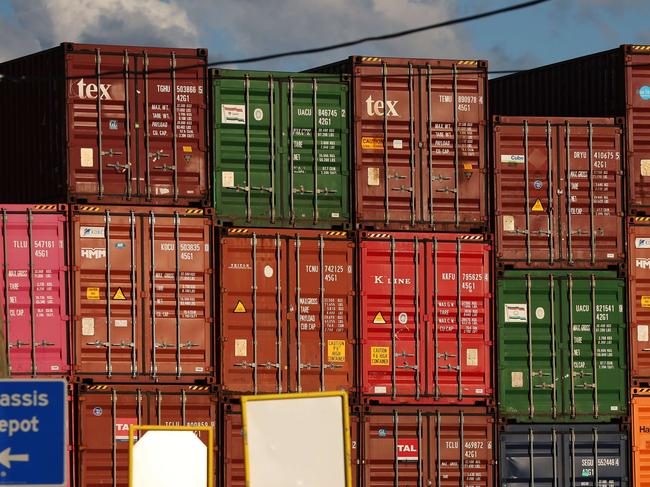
left=1, top=0, right=649, bottom=74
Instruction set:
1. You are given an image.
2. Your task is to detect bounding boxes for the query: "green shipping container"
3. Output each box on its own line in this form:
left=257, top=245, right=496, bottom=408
left=211, top=69, right=350, bottom=228
left=497, top=270, right=627, bottom=422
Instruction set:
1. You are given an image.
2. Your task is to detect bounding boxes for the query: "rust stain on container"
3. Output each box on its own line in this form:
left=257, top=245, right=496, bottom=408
left=74, top=384, right=216, bottom=487
left=0, top=43, right=209, bottom=205
left=493, top=116, right=624, bottom=268
left=71, top=206, right=213, bottom=382
left=219, top=228, right=354, bottom=395
left=311, top=56, right=488, bottom=231
left=360, top=405, right=494, bottom=486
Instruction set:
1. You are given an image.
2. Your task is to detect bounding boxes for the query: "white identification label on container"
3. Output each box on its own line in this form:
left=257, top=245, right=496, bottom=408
left=263, top=265, right=274, bottom=278
left=636, top=238, right=650, bottom=249
left=505, top=304, right=527, bottom=323
left=114, top=319, right=128, bottom=328
left=642, top=159, right=650, bottom=177
left=368, top=167, right=380, bottom=187
left=503, top=215, right=515, bottom=232
left=80, top=226, right=105, bottom=239
left=392, top=139, right=403, bottom=149
left=639, top=325, right=649, bottom=342
left=222, top=171, right=235, bottom=188
left=466, top=348, right=478, bottom=366
left=535, top=307, right=545, bottom=320
left=331, top=212, right=339, bottom=218
left=374, top=386, right=387, bottom=394
left=235, top=339, right=247, bottom=357
left=80, top=148, right=94, bottom=167
left=221, top=104, right=246, bottom=124
left=511, top=371, right=524, bottom=388
left=82, top=317, right=95, bottom=336
left=501, top=154, right=525, bottom=164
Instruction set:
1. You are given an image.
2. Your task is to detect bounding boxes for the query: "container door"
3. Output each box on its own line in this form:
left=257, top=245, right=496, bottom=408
left=560, top=123, right=623, bottom=265
left=629, top=225, right=650, bottom=379
left=282, top=77, right=349, bottom=228
left=142, top=211, right=212, bottom=380
left=560, top=275, right=627, bottom=421
left=428, top=237, right=491, bottom=402
left=361, top=236, right=425, bottom=400
left=0, top=208, right=69, bottom=376
left=213, top=75, right=280, bottom=225
left=564, top=428, right=628, bottom=487
left=355, top=63, right=419, bottom=227
left=499, top=428, right=559, bottom=487
left=422, top=63, right=487, bottom=230
left=286, top=235, right=354, bottom=392
left=632, top=392, right=650, bottom=486
left=493, top=122, right=559, bottom=265
left=220, top=233, right=288, bottom=394
left=626, top=53, right=650, bottom=210
left=498, top=274, right=561, bottom=421
left=76, top=387, right=146, bottom=487
left=73, top=209, right=142, bottom=379
left=222, top=406, right=247, bottom=487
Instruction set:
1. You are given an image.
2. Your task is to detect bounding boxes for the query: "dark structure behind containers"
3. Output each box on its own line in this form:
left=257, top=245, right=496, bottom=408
left=490, top=44, right=650, bottom=214
left=0, top=43, right=209, bottom=206
left=310, top=56, right=489, bottom=232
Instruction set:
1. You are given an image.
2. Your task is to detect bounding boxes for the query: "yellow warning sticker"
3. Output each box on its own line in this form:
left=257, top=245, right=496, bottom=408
left=531, top=199, right=544, bottom=212
left=182, top=146, right=193, bottom=153
left=87, top=287, right=100, bottom=300
left=463, top=163, right=473, bottom=171
left=642, top=296, right=650, bottom=308
left=373, top=312, right=387, bottom=324
left=361, top=137, right=384, bottom=150
left=371, top=346, right=390, bottom=366
left=234, top=301, right=247, bottom=313
left=112, top=288, right=126, bottom=300
left=328, top=340, right=346, bottom=363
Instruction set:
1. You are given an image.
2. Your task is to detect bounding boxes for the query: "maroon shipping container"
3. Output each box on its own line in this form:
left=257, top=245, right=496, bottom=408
left=75, top=384, right=216, bottom=487
left=493, top=116, right=624, bottom=268
left=0, top=43, right=208, bottom=205
left=0, top=205, right=70, bottom=376
left=311, top=56, right=488, bottom=231
left=70, top=206, right=213, bottom=382
left=627, top=219, right=650, bottom=381
left=489, top=44, right=650, bottom=214
left=220, top=402, right=360, bottom=487
left=219, top=228, right=355, bottom=395
left=359, top=232, right=492, bottom=405
left=360, top=405, right=494, bottom=487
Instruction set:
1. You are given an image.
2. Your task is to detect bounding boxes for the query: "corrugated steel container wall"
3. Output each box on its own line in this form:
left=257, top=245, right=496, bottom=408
left=500, top=424, right=629, bottom=487
left=211, top=69, right=350, bottom=229
left=489, top=44, right=650, bottom=213
left=220, top=402, right=360, bottom=487
left=497, top=270, right=627, bottom=422
left=0, top=43, right=209, bottom=206
left=632, top=388, right=650, bottom=486
left=0, top=205, right=69, bottom=376
left=493, top=116, right=625, bottom=268
left=360, top=405, right=494, bottom=486
left=74, top=384, right=216, bottom=487
left=219, top=228, right=355, bottom=395
left=359, top=232, right=492, bottom=404
left=310, top=56, right=488, bottom=232
left=70, top=206, right=213, bottom=382
left=626, top=220, right=650, bottom=381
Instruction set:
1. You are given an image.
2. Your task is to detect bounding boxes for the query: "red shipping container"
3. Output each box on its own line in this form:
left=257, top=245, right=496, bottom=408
left=311, top=56, right=488, bottom=232
left=220, top=402, right=360, bottom=487
left=75, top=384, right=216, bottom=487
left=493, top=116, right=624, bottom=268
left=70, top=206, right=213, bottom=382
left=219, top=228, right=355, bottom=395
left=0, top=205, right=69, bottom=376
left=359, top=232, right=492, bottom=404
left=360, top=405, right=494, bottom=487
left=627, top=219, right=650, bottom=381
left=0, top=43, right=208, bottom=206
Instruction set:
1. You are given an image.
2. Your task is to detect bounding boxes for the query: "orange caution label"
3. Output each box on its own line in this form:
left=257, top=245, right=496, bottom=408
left=87, top=287, right=100, bottom=300
left=642, top=296, right=650, bottom=308
left=371, top=346, right=390, bottom=366
left=234, top=301, right=247, bottom=313
left=362, top=137, right=384, bottom=150
left=328, top=340, right=346, bottom=363
left=112, top=288, right=126, bottom=300
left=373, top=312, right=387, bottom=324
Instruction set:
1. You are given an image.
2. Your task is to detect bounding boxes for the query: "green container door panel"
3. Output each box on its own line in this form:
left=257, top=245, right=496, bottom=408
left=560, top=276, right=627, bottom=421
left=497, top=271, right=627, bottom=423
left=285, top=79, right=349, bottom=226
left=498, top=276, right=560, bottom=420
left=214, top=77, right=279, bottom=224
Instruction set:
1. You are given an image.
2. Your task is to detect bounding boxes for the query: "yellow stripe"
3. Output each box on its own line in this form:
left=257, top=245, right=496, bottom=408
left=185, top=208, right=204, bottom=214
left=188, top=385, right=210, bottom=391
left=636, top=217, right=650, bottom=222
left=33, top=204, right=57, bottom=210
left=229, top=228, right=249, bottom=234
left=367, top=233, right=390, bottom=238
left=326, top=231, right=347, bottom=237
left=361, top=57, right=381, bottom=62
left=457, top=60, right=478, bottom=66
left=633, top=45, right=650, bottom=51
left=79, top=206, right=101, bottom=212
left=88, top=385, right=109, bottom=390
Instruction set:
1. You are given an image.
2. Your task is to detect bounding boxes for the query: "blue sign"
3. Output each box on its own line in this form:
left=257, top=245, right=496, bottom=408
left=0, top=379, right=67, bottom=486
left=640, top=85, right=650, bottom=100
